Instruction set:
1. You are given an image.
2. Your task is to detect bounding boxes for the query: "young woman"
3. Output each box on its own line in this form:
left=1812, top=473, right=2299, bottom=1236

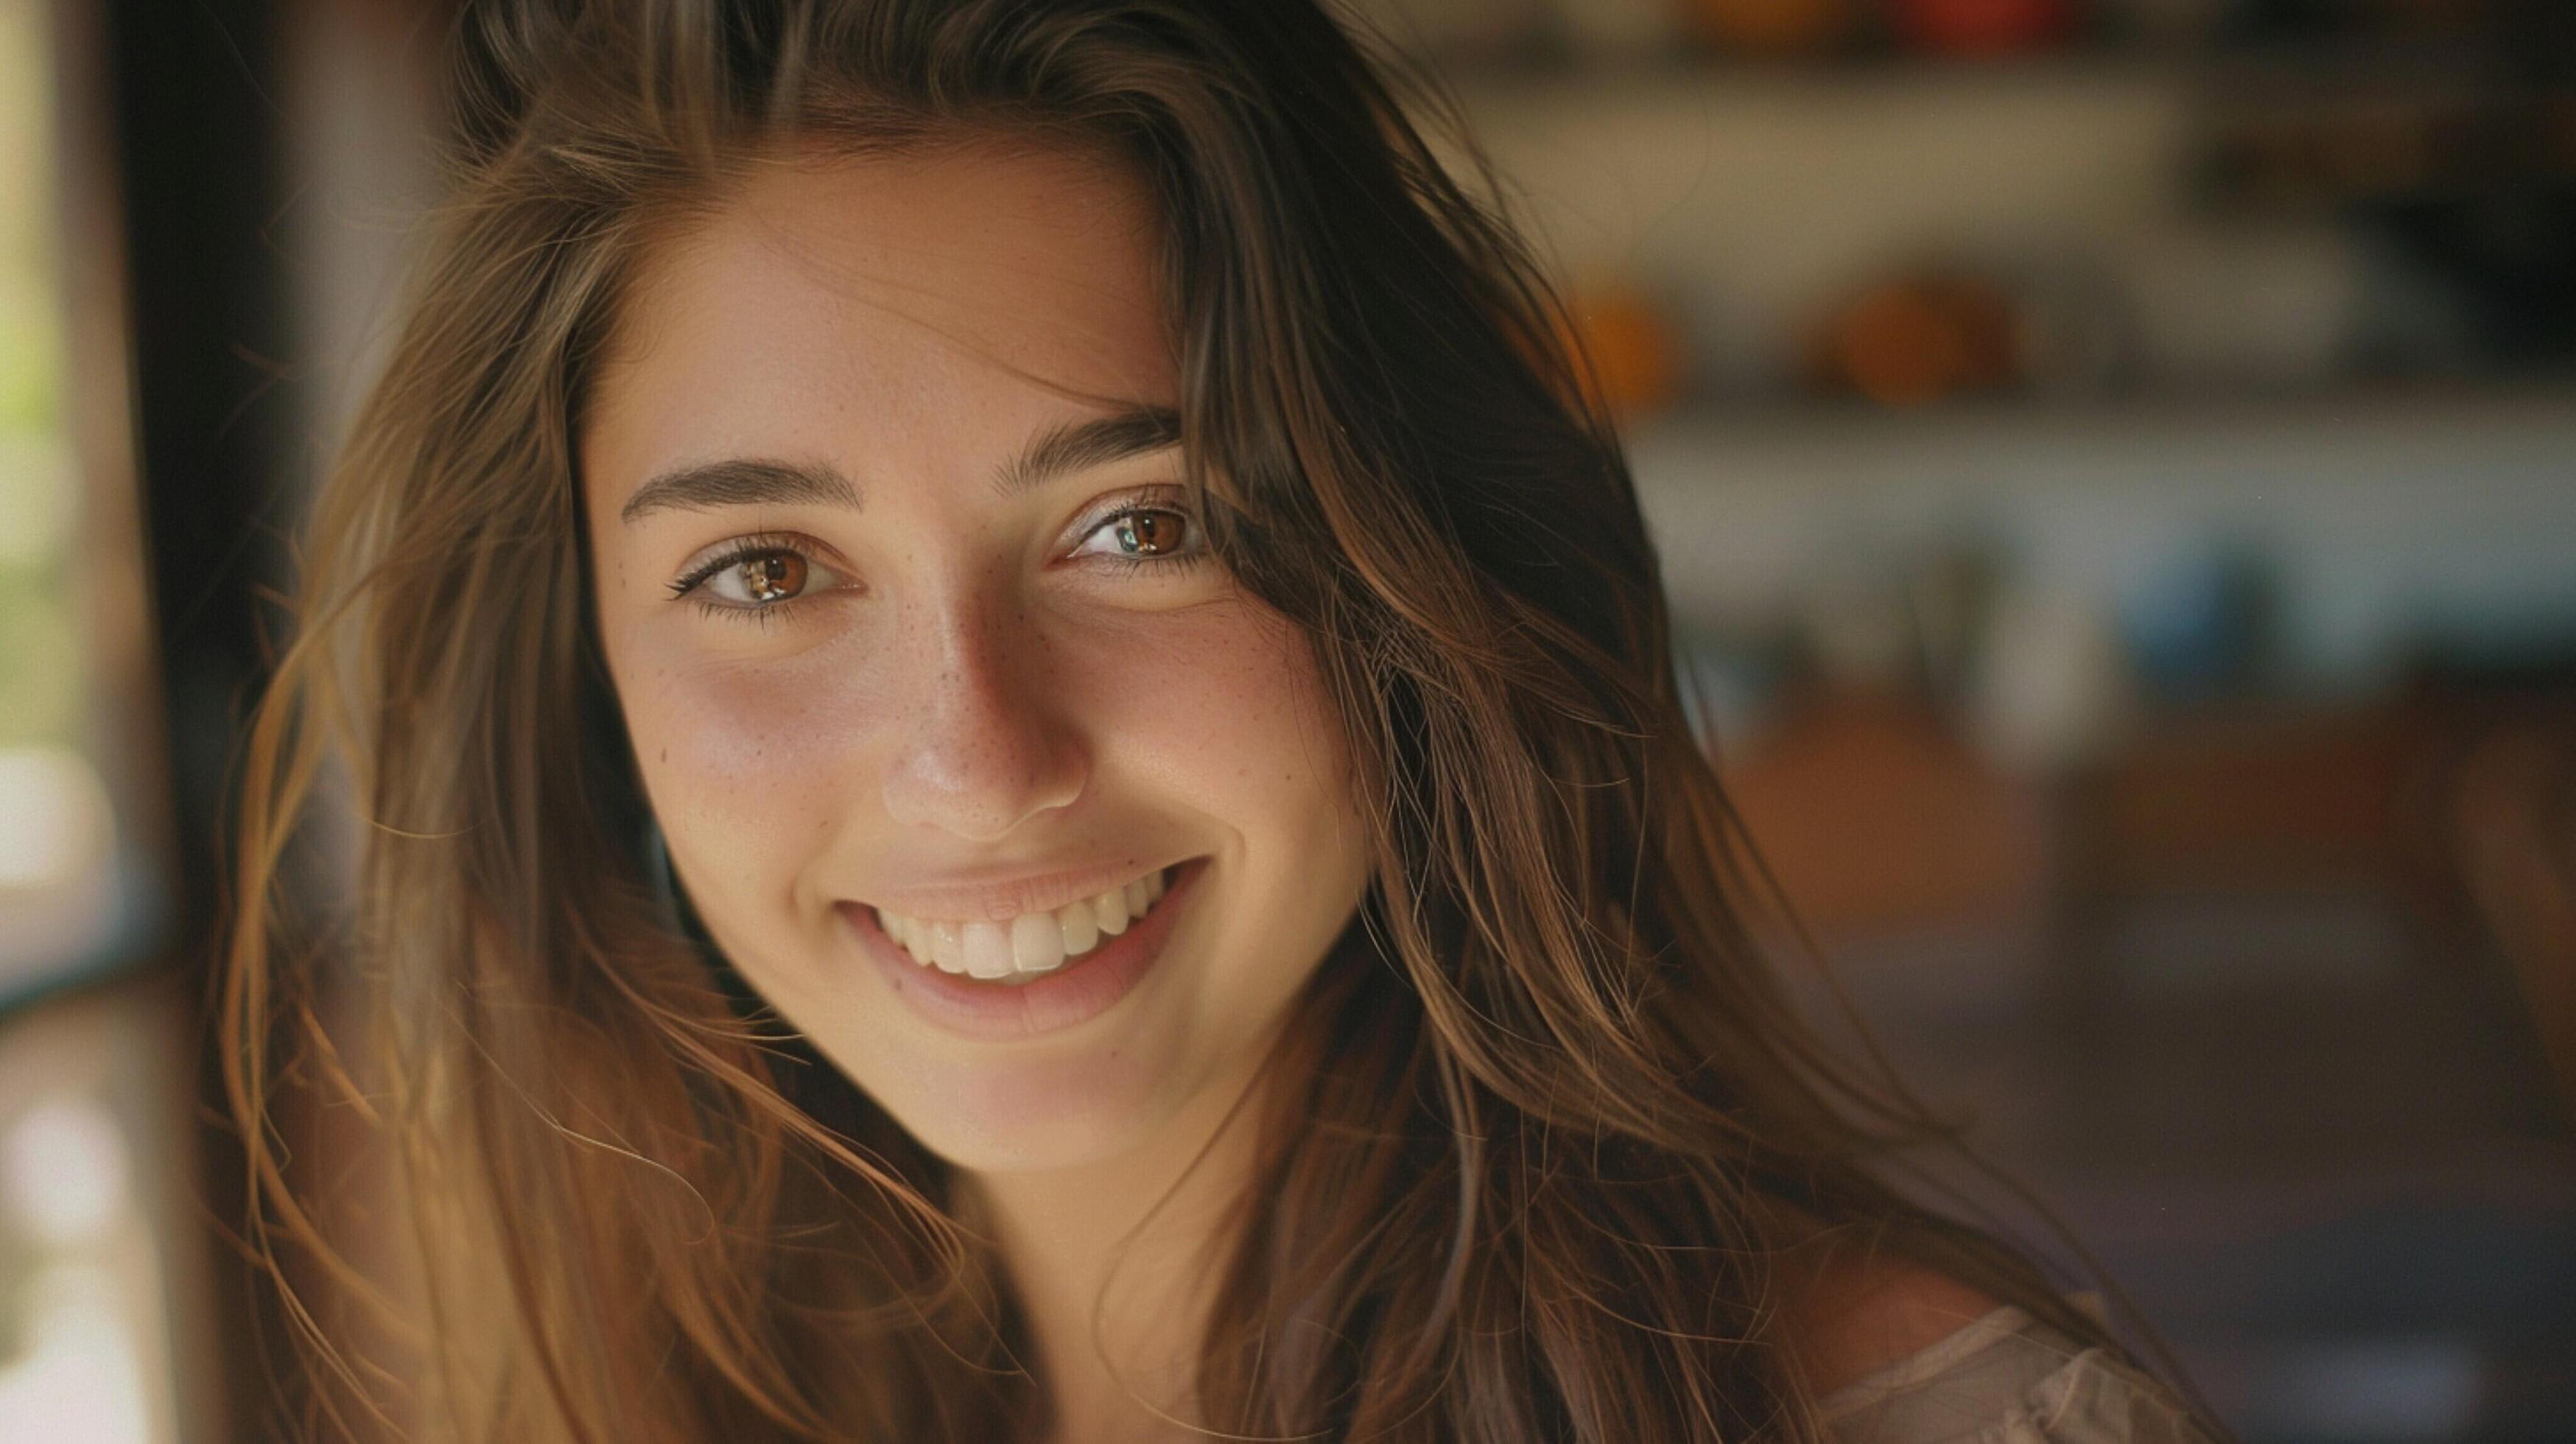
left=225, top=2, right=2222, bottom=1440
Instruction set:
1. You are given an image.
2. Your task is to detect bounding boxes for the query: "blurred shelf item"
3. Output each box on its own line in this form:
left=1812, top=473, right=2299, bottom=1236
left=1687, top=0, right=1856, bottom=58
left=1434, top=58, right=2201, bottom=393
left=1555, top=279, right=1691, bottom=421
left=1798, top=251, right=2147, bottom=403
left=2189, top=31, right=2576, bottom=363
left=1889, top=0, right=2080, bottom=56
left=1808, top=267, right=2021, bottom=405
left=1430, top=56, right=2550, bottom=394
left=2113, top=534, right=2279, bottom=704
left=2197, top=74, right=2576, bottom=211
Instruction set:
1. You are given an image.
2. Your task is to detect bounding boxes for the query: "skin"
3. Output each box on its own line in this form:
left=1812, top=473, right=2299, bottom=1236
left=578, top=136, right=1992, bottom=1439
left=580, top=140, right=1373, bottom=1440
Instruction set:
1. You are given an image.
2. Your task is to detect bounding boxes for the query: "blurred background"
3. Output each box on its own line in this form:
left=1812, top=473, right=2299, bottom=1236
left=0, top=0, right=2569, bottom=1438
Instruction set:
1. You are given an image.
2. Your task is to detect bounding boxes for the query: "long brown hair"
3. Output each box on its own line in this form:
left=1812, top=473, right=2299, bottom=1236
left=225, top=1, right=2159, bottom=1438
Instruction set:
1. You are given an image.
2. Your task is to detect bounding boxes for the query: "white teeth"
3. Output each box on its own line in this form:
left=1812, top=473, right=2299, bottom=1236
left=1057, top=900, right=1100, bottom=957
left=1011, top=911, right=1066, bottom=974
left=1094, top=885, right=1129, bottom=936
left=962, top=921, right=1014, bottom=979
left=875, top=866, right=1176, bottom=982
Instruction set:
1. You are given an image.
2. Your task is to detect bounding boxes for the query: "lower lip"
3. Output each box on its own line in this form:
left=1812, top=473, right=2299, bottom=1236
left=842, top=858, right=1207, bottom=1042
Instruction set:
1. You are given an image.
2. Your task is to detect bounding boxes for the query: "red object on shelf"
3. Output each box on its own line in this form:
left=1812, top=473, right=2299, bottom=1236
left=1891, top=0, right=2078, bottom=55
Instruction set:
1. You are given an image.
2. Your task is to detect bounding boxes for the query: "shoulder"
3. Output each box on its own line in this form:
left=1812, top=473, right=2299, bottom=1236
left=1784, top=1250, right=2012, bottom=1400
left=1783, top=1254, right=2217, bottom=1443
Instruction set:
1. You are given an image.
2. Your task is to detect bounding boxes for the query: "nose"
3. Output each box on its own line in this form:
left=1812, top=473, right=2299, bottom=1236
left=878, top=589, right=1088, bottom=843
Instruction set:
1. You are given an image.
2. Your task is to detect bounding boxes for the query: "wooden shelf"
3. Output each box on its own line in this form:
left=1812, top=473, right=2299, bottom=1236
left=1623, top=376, right=2576, bottom=488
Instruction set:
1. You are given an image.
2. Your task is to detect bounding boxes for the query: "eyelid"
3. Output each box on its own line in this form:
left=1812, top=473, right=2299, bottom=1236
left=1069, top=481, right=1175, bottom=526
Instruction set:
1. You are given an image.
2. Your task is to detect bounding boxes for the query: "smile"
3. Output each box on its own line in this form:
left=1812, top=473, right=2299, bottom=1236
left=871, top=864, right=1173, bottom=987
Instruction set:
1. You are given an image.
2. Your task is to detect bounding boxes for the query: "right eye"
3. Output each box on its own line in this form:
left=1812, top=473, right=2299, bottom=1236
left=669, top=535, right=853, bottom=620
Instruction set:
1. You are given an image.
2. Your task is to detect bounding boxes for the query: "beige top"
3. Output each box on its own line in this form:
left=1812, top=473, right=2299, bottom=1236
left=1817, top=1306, right=2218, bottom=1444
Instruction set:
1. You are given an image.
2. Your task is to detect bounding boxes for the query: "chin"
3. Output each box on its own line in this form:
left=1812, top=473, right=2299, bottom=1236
left=885, top=1058, right=1188, bottom=1176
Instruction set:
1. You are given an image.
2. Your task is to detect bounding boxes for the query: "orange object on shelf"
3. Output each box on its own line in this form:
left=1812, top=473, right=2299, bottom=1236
left=1688, top=0, right=1853, bottom=57
left=1813, top=272, right=2019, bottom=407
left=1553, top=284, right=1688, bottom=423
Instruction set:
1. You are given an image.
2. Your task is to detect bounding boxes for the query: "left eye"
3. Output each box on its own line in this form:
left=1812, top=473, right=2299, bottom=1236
left=1071, top=504, right=1202, bottom=563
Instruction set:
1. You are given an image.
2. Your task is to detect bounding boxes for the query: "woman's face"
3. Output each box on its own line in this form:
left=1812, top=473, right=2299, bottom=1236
left=580, top=143, right=1372, bottom=1174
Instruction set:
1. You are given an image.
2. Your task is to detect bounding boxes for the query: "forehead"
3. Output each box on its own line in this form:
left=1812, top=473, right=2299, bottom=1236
left=582, top=139, right=1176, bottom=491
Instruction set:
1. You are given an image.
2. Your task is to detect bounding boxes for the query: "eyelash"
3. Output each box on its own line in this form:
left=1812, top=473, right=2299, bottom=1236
left=664, top=501, right=1210, bottom=628
left=665, top=530, right=818, bottom=629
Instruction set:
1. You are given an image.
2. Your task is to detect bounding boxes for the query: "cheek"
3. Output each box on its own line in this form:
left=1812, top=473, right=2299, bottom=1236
left=1077, top=599, right=1370, bottom=1006
left=1069, top=596, right=1350, bottom=835
left=611, top=637, right=888, bottom=923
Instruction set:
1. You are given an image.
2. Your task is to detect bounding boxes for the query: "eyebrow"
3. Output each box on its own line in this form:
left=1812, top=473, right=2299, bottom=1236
left=998, top=404, right=1183, bottom=497
left=617, top=403, right=1184, bottom=525
left=617, top=458, right=857, bottom=524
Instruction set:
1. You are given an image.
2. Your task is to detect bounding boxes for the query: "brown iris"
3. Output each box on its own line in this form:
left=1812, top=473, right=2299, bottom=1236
left=740, top=551, right=806, bottom=603
left=1118, top=511, right=1184, bottom=555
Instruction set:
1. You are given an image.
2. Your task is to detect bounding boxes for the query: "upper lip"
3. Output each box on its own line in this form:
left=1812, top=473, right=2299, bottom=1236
left=850, top=856, right=1187, bottom=925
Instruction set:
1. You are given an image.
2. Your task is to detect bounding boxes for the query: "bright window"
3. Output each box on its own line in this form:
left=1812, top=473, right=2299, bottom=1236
left=0, top=1, right=192, bottom=1439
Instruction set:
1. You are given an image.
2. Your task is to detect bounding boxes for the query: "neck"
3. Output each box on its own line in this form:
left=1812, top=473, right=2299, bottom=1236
left=964, top=1049, right=1275, bottom=1444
